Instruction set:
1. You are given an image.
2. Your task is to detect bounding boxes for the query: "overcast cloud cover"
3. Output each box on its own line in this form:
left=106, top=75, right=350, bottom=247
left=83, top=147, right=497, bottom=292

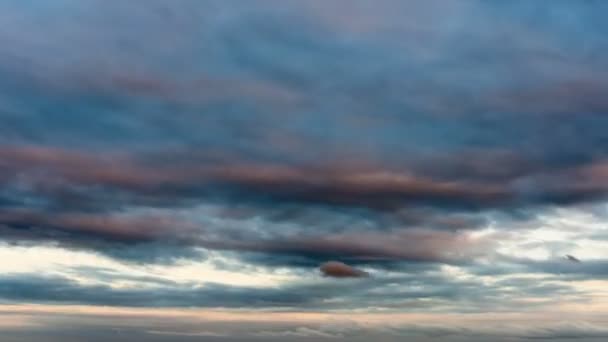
left=1, top=1, right=608, bottom=341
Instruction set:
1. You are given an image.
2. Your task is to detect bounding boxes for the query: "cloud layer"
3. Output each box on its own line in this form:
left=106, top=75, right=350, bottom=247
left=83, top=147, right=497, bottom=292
left=1, top=5, right=608, bottom=339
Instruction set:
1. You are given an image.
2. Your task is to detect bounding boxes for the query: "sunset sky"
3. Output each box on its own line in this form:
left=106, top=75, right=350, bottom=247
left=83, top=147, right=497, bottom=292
left=2, top=1, right=608, bottom=341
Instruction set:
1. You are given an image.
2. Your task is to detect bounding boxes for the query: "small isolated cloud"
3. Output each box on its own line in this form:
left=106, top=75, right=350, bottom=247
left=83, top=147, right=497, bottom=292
left=565, top=255, right=581, bottom=263
left=319, top=261, right=369, bottom=278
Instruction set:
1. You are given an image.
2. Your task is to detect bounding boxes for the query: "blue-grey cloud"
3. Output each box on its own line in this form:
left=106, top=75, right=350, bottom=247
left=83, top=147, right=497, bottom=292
left=0, top=268, right=579, bottom=311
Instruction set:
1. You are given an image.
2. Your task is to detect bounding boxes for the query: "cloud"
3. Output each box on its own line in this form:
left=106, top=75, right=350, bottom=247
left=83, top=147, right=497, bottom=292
left=509, top=258, right=608, bottom=279
left=5, top=145, right=608, bottom=219
left=0, top=205, right=492, bottom=266
left=0, top=266, right=578, bottom=311
left=1, top=0, right=608, bottom=319
left=566, top=255, right=581, bottom=263
left=236, top=229, right=493, bottom=265
left=0, top=208, right=204, bottom=263
left=319, top=261, right=369, bottom=278
left=4, top=306, right=608, bottom=342
left=0, top=146, right=509, bottom=210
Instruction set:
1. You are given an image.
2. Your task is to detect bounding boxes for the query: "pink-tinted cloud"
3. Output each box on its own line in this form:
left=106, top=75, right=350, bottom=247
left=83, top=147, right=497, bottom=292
left=319, top=261, right=368, bottom=278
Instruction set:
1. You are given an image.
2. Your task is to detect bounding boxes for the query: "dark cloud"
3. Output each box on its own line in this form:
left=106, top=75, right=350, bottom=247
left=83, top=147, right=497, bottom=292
left=0, top=145, right=604, bottom=268
left=0, top=206, right=491, bottom=265
left=0, top=146, right=509, bottom=211
left=319, top=261, right=369, bottom=278
left=5, top=144, right=608, bottom=217
left=566, top=255, right=581, bottom=263
left=0, top=209, right=205, bottom=263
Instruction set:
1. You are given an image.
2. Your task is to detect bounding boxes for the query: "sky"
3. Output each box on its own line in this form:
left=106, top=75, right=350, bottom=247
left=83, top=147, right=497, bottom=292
left=1, top=1, right=608, bottom=341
